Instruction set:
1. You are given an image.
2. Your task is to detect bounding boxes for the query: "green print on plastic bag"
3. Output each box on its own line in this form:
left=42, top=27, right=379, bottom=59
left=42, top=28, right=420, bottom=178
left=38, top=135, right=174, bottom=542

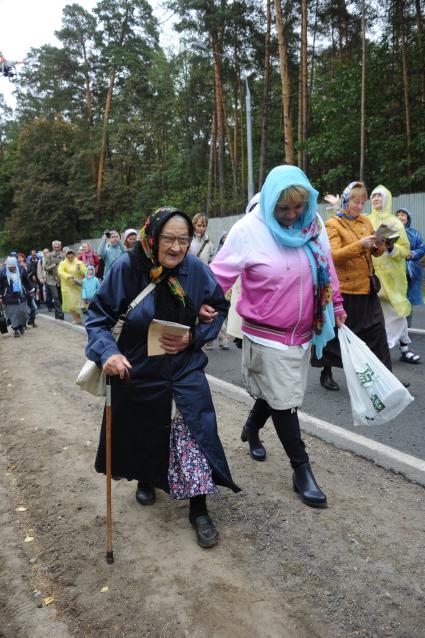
left=356, top=363, right=376, bottom=387
left=370, top=394, right=385, bottom=412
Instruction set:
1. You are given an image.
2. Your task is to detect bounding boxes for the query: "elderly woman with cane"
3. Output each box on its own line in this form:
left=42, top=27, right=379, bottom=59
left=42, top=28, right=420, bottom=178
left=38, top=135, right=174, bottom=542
left=208, top=165, right=346, bottom=507
left=85, top=207, right=239, bottom=548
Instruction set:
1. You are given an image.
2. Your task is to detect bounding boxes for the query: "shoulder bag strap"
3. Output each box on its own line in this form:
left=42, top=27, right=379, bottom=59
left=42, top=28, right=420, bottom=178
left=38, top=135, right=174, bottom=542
left=112, top=281, right=156, bottom=342
left=197, top=238, right=209, bottom=258
left=123, top=281, right=156, bottom=319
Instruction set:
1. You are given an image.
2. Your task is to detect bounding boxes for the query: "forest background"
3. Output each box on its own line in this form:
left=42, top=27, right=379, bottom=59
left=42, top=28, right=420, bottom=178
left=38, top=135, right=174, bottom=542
left=0, top=0, right=424, bottom=252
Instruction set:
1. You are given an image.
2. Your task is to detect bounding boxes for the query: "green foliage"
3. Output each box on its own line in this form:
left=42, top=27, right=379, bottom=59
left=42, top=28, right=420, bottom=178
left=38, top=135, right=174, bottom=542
left=0, top=0, right=424, bottom=251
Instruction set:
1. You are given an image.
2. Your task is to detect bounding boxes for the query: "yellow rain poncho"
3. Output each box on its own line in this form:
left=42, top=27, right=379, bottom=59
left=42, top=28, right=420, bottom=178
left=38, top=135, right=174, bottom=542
left=58, top=257, right=86, bottom=313
left=369, top=185, right=411, bottom=317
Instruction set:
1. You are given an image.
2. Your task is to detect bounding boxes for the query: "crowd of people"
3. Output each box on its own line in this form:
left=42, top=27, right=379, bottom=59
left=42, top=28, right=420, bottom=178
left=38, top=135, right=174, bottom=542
left=1, top=167, right=424, bottom=549
left=0, top=229, right=138, bottom=331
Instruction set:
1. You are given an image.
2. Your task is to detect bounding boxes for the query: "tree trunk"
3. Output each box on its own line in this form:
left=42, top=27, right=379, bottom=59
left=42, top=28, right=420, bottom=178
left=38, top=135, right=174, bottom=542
left=207, top=105, right=217, bottom=216
left=94, top=1, right=129, bottom=221
left=298, top=0, right=308, bottom=171
left=95, top=67, right=116, bottom=221
left=211, top=39, right=226, bottom=215
left=359, top=0, right=366, bottom=180
left=415, top=0, right=425, bottom=108
left=308, top=0, right=319, bottom=126
left=259, top=0, right=272, bottom=188
left=399, top=0, right=412, bottom=177
left=274, top=0, right=295, bottom=164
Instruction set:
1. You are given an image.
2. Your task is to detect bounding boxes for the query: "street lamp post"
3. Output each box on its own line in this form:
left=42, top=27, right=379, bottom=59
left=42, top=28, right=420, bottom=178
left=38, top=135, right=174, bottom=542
left=245, top=77, right=254, bottom=202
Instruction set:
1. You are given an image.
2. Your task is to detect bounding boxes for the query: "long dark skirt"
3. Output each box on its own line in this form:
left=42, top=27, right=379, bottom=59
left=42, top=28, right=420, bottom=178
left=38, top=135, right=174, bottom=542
left=311, top=292, right=392, bottom=371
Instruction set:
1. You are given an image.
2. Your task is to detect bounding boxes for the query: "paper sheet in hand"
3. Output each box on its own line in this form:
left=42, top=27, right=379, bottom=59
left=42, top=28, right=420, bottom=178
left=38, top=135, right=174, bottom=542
left=374, top=223, right=399, bottom=241
left=147, top=319, right=190, bottom=356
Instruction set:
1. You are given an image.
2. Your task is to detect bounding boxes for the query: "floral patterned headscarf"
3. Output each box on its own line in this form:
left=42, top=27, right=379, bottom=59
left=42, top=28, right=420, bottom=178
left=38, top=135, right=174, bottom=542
left=139, top=207, right=194, bottom=306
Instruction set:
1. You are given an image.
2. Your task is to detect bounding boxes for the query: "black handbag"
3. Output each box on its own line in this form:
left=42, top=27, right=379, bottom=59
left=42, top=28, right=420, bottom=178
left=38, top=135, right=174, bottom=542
left=370, top=273, right=381, bottom=294
left=0, top=305, right=8, bottom=334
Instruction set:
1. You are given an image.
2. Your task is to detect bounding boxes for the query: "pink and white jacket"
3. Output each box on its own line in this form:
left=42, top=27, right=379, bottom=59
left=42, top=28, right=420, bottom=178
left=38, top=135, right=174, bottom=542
left=210, top=209, right=345, bottom=347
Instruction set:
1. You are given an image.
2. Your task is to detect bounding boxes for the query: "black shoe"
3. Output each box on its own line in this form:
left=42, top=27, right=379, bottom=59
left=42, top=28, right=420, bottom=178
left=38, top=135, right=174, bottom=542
left=19, top=327, right=25, bottom=335
left=55, top=314, right=65, bottom=320
left=191, top=514, right=219, bottom=548
left=28, top=321, right=38, bottom=328
left=241, top=423, right=266, bottom=461
left=14, top=329, right=20, bottom=337
left=320, top=371, right=339, bottom=391
left=293, top=462, right=327, bottom=508
left=135, top=481, right=155, bottom=506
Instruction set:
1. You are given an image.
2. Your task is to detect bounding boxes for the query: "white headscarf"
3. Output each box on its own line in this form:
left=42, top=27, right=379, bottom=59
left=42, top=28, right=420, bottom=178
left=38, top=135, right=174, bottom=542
left=6, top=256, right=22, bottom=291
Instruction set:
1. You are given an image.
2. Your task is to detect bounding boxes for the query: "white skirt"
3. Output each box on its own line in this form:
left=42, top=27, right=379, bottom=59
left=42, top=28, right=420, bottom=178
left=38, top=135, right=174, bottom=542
left=381, top=301, right=410, bottom=348
left=242, top=336, right=311, bottom=410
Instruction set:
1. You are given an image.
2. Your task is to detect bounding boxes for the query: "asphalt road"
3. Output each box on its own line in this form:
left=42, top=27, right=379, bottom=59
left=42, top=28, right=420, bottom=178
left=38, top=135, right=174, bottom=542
left=204, top=305, right=425, bottom=462
left=39, top=305, right=425, bottom=461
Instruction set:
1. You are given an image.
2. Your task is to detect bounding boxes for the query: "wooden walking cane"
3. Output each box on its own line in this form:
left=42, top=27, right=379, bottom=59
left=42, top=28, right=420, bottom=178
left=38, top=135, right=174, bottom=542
left=105, top=375, right=114, bottom=564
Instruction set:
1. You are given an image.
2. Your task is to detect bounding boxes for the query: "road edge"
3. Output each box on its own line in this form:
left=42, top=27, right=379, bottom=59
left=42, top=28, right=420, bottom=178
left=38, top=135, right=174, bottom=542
left=206, top=375, right=425, bottom=488
left=37, top=314, right=425, bottom=488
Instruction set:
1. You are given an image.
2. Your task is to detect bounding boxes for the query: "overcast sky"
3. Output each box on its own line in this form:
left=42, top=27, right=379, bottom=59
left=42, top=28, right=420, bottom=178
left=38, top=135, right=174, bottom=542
left=0, top=0, right=175, bottom=108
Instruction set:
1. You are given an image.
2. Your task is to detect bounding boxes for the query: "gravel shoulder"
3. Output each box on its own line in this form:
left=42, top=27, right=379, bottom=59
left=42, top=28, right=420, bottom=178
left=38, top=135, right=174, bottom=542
left=0, top=321, right=424, bottom=638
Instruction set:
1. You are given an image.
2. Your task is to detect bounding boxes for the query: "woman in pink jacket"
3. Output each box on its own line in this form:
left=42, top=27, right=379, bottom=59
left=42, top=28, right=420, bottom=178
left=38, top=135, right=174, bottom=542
left=210, top=165, right=346, bottom=507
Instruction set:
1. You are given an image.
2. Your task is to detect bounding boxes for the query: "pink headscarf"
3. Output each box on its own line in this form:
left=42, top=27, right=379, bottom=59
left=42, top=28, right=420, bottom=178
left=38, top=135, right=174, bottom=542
left=80, top=243, right=95, bottom=265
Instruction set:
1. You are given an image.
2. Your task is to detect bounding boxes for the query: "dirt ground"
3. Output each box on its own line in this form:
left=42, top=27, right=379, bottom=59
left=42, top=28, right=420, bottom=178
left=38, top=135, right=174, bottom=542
left=0, top=319, right=424, bottom=638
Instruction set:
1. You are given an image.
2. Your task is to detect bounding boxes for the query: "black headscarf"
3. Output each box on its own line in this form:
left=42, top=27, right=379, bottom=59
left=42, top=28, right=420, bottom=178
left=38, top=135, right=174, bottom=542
left=136, top=207, right=197, bottom=330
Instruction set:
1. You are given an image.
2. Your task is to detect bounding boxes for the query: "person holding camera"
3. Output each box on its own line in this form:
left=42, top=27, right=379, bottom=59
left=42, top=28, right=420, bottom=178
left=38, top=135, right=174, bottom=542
left=97, top=230, right=125, bottom=277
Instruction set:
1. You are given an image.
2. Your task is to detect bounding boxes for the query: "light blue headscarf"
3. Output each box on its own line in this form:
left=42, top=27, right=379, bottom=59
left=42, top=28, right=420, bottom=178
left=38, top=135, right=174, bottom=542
left=260, top=165, right=335, bottom=357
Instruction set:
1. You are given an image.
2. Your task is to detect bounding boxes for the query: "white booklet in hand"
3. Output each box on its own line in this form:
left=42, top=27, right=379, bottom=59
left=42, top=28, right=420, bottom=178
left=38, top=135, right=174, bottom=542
left=147, top=319, right=190, bottom=356
left=374, top=223, right=400, bottom=241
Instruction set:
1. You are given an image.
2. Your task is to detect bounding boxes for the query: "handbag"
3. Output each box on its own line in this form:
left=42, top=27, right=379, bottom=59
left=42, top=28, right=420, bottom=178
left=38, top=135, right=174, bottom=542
left=338, top=324, right=413, bottom=426
left=0, top=304, right=8, bottom=334
left=370, top=273, right=381, bottom=294
left=76, top=282, right=156, bottom=396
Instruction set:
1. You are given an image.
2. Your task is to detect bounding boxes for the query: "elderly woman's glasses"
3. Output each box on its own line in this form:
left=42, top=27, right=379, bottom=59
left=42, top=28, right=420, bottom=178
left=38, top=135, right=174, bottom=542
left=159, top=234, right=191, bottom=247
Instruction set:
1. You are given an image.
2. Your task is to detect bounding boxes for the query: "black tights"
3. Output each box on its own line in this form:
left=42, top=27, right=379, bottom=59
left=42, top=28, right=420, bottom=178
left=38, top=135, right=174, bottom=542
left=246, top=398, right=309, bottom=469
left=189, top=494, right=208, bottom=523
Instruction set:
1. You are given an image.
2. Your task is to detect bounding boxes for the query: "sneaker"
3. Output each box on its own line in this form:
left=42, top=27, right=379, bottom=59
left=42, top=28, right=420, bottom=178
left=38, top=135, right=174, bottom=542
left=204, top=342, right=213, bottom=350
left=14, top=330, right=20, bottom=338
left=219, top=340, right=230, bottom=350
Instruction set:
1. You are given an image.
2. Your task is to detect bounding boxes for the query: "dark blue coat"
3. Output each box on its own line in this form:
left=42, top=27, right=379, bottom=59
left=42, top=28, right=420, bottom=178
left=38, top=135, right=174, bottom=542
left=399, top=209, right=425, bottom=306
left=0, top=265, right=31, bottom=305
left=85, top=248, right=240, bottom=494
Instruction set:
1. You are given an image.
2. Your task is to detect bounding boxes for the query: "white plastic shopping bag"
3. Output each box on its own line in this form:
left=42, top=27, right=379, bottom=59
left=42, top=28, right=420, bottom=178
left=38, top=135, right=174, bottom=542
left=338, top=324, right=414, bottom=426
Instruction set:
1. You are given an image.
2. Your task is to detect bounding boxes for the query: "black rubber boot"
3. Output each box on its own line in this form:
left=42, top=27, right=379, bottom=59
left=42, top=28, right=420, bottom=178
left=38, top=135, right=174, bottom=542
left=292, top=462, right=327, bottom=508
left=240, top=399, right=270, bottom=461
left=320, top=366, right=340, bottom=391
left=271, top=408, right=326, bottom=507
